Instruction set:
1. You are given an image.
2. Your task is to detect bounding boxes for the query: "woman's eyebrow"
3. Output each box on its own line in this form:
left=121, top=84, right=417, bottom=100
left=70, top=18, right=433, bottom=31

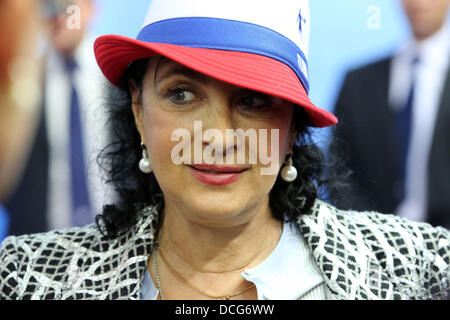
left=156, top=65, right=209, bottom=85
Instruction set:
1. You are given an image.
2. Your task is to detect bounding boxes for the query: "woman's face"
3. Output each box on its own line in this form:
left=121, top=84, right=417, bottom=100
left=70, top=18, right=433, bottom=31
left=131, top=57, right=297, bottom=227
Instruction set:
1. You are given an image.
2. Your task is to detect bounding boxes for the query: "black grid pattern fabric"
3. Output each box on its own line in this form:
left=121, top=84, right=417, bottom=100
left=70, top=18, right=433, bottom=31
left=1, top=200, right=449, bottom=300
left=300, top=201, right=450, bottom=299
left=0, top=206, right=158, bottom=300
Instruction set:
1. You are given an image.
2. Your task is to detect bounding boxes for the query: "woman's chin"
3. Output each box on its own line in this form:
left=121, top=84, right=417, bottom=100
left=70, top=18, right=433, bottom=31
left=178, top=192, right=267, bottom=228
left=196, top=200, right=244, bottom=217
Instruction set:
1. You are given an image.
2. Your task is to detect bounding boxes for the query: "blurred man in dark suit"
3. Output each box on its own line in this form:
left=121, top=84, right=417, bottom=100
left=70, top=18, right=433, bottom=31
left=5, top=0, right=111, bottom=236
left=332, top=0, right=450, bottom=229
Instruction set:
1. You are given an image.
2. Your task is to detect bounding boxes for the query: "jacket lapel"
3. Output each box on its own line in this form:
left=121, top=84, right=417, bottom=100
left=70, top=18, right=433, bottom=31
left=427, top=69, right=450, bottom=228
left=298, top=200, right=402, bottom=300
left=112, top=205, right=159, bottom=299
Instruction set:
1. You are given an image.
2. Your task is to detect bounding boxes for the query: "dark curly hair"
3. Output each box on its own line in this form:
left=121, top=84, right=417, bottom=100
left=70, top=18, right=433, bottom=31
left=96, top=58, right=346, bottom=239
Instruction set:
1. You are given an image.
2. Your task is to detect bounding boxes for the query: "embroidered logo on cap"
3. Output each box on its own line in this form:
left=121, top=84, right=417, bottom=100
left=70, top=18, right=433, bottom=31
left=297, top=9, right=307, bottom=34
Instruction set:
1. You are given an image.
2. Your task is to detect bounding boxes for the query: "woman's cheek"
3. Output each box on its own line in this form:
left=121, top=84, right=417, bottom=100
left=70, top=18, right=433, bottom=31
left=143, top=110, right=175, bottom=168
left=142, top=109, right=195, bottom=189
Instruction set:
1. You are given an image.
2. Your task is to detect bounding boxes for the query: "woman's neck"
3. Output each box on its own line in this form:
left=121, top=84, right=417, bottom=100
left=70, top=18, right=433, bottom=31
left=157, top=197, right=282, bottom=274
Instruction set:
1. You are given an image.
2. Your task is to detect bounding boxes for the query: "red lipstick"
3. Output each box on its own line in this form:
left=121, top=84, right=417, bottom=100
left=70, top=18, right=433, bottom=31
left=188, top=164, right=248, bottom=186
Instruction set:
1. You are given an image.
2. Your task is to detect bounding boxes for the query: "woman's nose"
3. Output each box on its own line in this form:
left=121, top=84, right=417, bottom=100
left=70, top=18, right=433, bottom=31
left=198, top=94, right=239, bottom=161
left=201, top=87, right=236, bottom=131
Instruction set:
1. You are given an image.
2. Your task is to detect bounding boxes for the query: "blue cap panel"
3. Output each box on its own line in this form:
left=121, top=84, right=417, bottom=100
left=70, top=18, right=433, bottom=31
left=137, top=17, right=310, bottom=93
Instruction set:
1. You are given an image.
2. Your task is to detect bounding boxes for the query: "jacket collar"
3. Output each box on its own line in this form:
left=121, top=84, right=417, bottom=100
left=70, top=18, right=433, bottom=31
left=119, top=199, right=402, bottom=300
left=297, top=200, right=403, bottom=300
left=114, top=205, right=159, bottom=299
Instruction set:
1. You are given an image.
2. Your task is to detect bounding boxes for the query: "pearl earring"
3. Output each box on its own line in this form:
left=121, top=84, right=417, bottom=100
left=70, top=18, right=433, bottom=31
left=139, top=143, right=153, bottom=174
left=281, top=152, right=297, bottom=182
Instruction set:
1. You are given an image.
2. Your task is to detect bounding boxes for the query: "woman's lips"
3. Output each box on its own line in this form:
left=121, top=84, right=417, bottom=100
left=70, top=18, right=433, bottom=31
left=188, top=164, right=248, bottom=186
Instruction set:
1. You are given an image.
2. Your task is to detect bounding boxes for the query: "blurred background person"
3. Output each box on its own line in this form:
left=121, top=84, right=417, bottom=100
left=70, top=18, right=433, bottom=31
left=332, top=0, right=450, bottom=228
left=0, top=0, right=42, bottom=241
left=5, top=0, right=111, bottom=236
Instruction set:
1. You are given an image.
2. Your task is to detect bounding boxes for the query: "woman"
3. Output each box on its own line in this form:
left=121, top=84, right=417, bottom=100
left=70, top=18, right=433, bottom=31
left=1, top=0, right=449, bottom=300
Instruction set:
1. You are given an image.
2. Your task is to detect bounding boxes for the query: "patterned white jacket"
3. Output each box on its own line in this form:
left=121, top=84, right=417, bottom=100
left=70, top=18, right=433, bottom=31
left=0, top=200, right=449, bottom=300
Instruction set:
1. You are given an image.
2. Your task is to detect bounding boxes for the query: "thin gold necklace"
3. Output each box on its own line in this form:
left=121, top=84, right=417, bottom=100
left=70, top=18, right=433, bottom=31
left=154, top=247, right=255, bottom=300
left=152, top=221, right=283, bottom=300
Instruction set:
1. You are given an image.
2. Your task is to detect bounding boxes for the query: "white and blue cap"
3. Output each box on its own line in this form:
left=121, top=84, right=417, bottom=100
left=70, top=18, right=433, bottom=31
left=94, top=0, right=337, bottom=127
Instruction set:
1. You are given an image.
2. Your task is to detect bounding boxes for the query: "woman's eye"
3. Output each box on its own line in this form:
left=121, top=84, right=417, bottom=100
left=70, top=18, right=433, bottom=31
left=238, top=96, right=269, bottom=109
left=167, top=88, right=197, bottom=104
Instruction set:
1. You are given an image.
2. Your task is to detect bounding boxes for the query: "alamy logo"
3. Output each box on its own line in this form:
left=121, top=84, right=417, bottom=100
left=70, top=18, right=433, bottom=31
left=366, top=5, right=381, bottom=30
left=171, top=121, right=280, bottom=175
left=66, top=5, right=81, bottom=30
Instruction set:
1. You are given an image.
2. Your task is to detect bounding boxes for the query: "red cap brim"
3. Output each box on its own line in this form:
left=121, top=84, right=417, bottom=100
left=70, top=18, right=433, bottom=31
left=94, top=35, right=337, bottom=128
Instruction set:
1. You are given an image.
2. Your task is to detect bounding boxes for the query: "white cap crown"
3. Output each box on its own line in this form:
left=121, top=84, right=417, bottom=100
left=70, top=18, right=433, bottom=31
left=138, top=0, right=311, bottom=91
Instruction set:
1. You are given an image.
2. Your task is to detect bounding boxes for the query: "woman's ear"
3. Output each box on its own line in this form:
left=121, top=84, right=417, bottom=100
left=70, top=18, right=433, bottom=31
left=287, top=129, right=299, bottom=152
left=129, top=79, right=145, bottom=140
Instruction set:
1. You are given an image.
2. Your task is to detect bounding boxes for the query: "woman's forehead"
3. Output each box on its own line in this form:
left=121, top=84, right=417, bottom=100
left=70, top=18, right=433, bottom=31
left=145, top=56, right=287, bottom=107
left=151, top=57, right=209, bottom=84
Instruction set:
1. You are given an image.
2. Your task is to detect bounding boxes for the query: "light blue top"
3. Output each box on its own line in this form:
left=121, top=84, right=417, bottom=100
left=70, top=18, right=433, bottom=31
left=141, top=222, right=330, bottom=300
